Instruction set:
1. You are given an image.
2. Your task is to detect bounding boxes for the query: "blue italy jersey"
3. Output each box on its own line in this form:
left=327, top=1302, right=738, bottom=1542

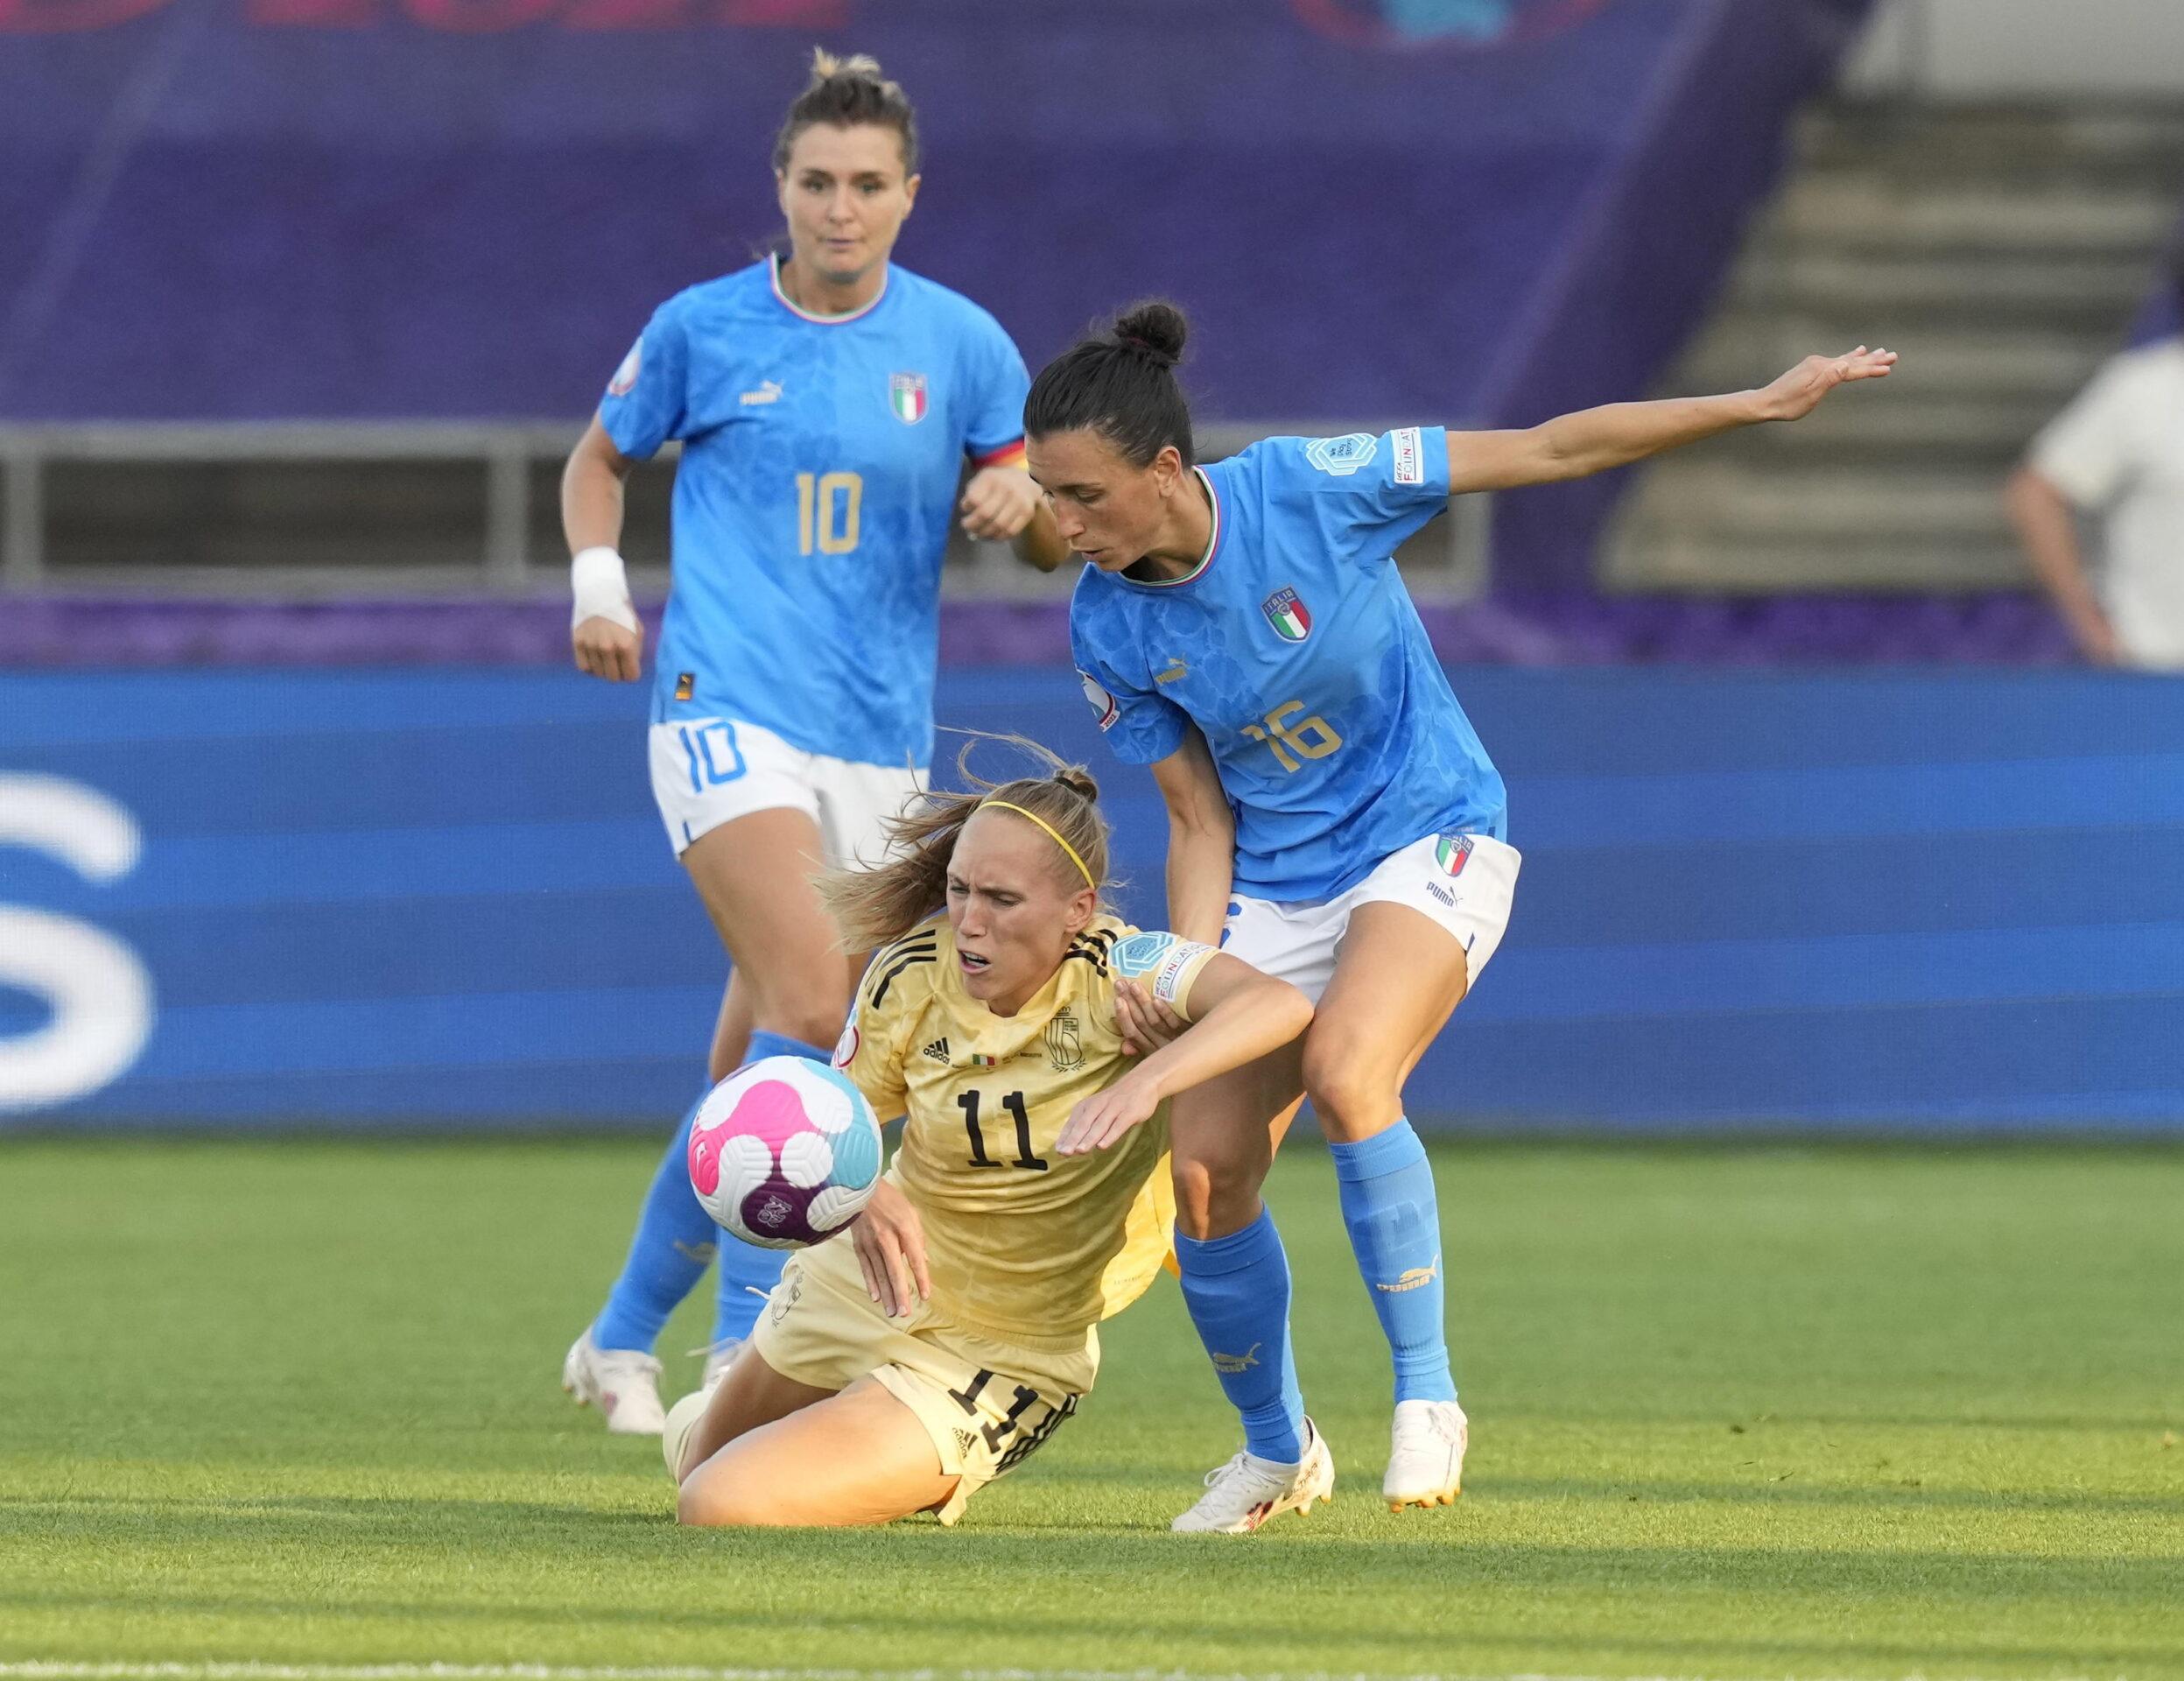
left=1070, top=428, right=1506, bottom=902
left=599, top=256, right=1030, bottom=769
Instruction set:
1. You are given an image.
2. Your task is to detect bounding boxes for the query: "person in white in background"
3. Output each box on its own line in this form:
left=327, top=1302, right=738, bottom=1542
left=2006, top=260, right=2184, bottom=670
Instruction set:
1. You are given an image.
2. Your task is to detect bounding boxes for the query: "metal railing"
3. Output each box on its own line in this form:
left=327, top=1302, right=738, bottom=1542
left=0, top=421, right=1492, bottom=602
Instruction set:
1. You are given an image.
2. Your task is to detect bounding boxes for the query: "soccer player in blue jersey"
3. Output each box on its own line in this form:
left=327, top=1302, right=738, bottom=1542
left=555, top=52, right=1067, bottom=1434
left=1034, top=302, right=1894, bottom=1530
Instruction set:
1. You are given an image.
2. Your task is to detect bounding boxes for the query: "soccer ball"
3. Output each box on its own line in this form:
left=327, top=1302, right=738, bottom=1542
left=686, top=1056, right=884, bottom=1249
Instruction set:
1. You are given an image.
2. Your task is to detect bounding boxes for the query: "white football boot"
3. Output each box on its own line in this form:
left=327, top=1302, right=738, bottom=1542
left=561, top=1327, right=666, bottom=1436
left=1383, top=1397, right=1467, bottom=1510
left=696, top=1335, right=745, bottom=1391
left=1171, top=1419, right=1336, bottom=1534
left=661, top=1389, right=710, bottom=1481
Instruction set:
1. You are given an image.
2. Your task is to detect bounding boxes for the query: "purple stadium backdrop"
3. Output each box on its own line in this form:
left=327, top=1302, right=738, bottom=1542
left=3, top=0, right=1874, bottom=585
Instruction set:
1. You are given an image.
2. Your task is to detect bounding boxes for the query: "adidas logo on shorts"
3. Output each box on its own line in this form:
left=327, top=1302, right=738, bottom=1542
left=923, top=1037, right=951, bottom=1065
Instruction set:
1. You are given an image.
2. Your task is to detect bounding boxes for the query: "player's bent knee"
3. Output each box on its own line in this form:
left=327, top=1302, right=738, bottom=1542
left=1301, top=1040, right=1402, bottom=1141
left=677, top=1468, right=785, bottom=1529
left=1171, top=1152, right=1264, bottom=1241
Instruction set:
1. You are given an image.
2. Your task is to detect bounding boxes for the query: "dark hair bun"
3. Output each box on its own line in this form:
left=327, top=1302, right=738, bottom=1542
left=1112, top=301, right=1188, bottom=369
left=1053, top=765, right=1101, bottom=803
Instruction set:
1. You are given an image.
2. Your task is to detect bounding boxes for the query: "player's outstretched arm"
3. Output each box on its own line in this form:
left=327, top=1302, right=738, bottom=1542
left=1056, top=957, right=1310, bottom=1156
left=1443, top=347, right=1898, bottom=496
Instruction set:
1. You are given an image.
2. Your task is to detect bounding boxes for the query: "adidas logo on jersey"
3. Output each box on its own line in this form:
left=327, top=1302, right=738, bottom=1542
left=922, top=1038, right=951, bottom=1066
left=952, top=1427, right=978, bottom=1457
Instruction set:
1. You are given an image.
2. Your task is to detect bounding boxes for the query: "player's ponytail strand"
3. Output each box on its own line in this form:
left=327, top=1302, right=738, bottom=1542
left=815, top=734, right=1111, bottom=953
left=773, top=47, right=920, bottom=175
left=1025, top=300, right=1195, bottom=468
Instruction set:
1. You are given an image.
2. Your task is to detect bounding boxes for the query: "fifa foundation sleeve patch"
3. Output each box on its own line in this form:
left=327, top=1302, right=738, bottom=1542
left=1392, top=426, right=1425, bottom=486
left=1112, top=932, right=1219, bottom=1015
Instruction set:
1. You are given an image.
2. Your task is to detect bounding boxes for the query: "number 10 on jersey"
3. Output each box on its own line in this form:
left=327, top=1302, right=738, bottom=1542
left=797, top=472, right=863, bottom=556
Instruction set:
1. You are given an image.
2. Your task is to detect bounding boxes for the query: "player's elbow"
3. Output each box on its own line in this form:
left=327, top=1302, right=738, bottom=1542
left=1527, top=422, right=1594, bottom=483
left=1165, top=789, right=1233, bottom=848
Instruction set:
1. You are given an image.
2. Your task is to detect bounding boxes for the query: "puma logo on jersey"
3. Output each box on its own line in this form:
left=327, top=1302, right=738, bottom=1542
left=1376, top=1255, right=1441, bottom=1294
left=1155, top=658, right=1189, bottom=685
left=739, top=380, right=783, bottom=406
left=922, top=1037, right=951, bottom=1066
left=1210, top=1342, right=1262, bottom=1374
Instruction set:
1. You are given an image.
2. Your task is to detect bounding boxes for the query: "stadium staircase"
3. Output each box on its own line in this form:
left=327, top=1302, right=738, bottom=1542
left=1605, top=99, right=2184, bottom=592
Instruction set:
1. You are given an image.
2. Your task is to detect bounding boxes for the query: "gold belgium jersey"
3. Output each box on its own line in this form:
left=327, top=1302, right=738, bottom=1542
left=831, top=914, right=1218, bottom=1351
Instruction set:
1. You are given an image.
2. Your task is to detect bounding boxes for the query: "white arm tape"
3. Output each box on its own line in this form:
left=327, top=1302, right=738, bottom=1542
left=571, top=546, right=640, bottom=634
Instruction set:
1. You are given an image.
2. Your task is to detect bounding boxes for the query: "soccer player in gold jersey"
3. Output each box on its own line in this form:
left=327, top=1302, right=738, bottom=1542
left=665, top=741, right=1313, bottom=1528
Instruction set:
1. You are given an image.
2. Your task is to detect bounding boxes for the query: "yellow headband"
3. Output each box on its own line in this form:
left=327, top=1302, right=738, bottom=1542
left=979, top=799, right=1097, bottom=893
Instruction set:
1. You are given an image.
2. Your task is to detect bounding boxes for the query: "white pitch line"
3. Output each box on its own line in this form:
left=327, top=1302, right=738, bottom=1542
left=0, top=1670, right=1523, bottom=1681
left=0, top=1667, right=2124, bottom=1681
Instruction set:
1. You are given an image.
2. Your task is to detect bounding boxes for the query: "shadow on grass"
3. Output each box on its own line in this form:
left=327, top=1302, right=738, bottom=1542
left=1, top=1581, right=2178, bottom=1675
left=6, top=1490, right=2180, bottom=1593
left=1481, top=1475, right=2184, bottom=1516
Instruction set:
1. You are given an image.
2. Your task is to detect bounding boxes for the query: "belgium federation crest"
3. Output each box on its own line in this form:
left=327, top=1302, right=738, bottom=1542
left=1261, top=587, right=1312, bottom=643
left=888, top=371, right=928, bottom=425
left=1045, top=1009, right=1085, bottom=1073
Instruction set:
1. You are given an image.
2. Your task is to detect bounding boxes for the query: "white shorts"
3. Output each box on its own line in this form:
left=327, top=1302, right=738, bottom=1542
left=1222, top=831, right=1521, bottom=1005
left=649, top=716, right=925, bottom=867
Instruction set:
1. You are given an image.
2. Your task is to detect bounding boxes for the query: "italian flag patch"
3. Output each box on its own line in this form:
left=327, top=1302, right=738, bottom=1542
left=1435, top=833, right=1473, bottom=877
left=1261, top=587, right=1311, bottom=643
left=889, top=372, right=928, bottom=425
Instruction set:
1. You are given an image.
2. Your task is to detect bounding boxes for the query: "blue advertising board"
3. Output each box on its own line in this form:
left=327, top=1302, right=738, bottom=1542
left=3, top=665, right=2180, bottom=1130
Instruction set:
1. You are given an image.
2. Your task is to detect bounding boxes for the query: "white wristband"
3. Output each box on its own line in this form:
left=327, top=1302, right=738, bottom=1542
left=571, top=546, right=639, bottom=634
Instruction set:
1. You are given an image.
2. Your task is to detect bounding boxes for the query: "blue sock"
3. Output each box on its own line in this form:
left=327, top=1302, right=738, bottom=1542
left=1174, top=1208, right=1307, bottom=1463
left=711, top=1030, right=832, bottom=1345
left=1330, top=1119, right=1458, bottom=1404
left=592, top=1087, right=719, bottom=1354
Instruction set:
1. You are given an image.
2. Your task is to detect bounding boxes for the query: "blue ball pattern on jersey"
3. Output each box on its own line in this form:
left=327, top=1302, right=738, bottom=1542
left=1070, top=428, right=1507, bottom=902
left=600, top=257, right=1030, bottom=770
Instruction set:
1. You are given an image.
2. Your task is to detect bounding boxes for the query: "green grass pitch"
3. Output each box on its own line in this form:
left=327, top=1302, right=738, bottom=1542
left=2, top=1137, right=2180, bottom=1679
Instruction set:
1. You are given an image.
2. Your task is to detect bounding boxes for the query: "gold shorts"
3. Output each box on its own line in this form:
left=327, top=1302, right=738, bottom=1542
left=750, top=1237, right=1095, bottom=1524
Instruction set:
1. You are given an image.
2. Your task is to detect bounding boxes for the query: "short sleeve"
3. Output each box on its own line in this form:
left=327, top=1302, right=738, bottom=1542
left=1263, top=426, right=1452, bottom=564
left=832, top=929, right=936, bottom=1122
left=1071, top=632, right=1189, bottom=768
left=2030, top=359, right=2141, bottom=509
left=1110, top=930, right=1221, bottom=1023
left=597, top=303, right=692, bottom=461
left=959, top=309, right=1032, bottom=468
